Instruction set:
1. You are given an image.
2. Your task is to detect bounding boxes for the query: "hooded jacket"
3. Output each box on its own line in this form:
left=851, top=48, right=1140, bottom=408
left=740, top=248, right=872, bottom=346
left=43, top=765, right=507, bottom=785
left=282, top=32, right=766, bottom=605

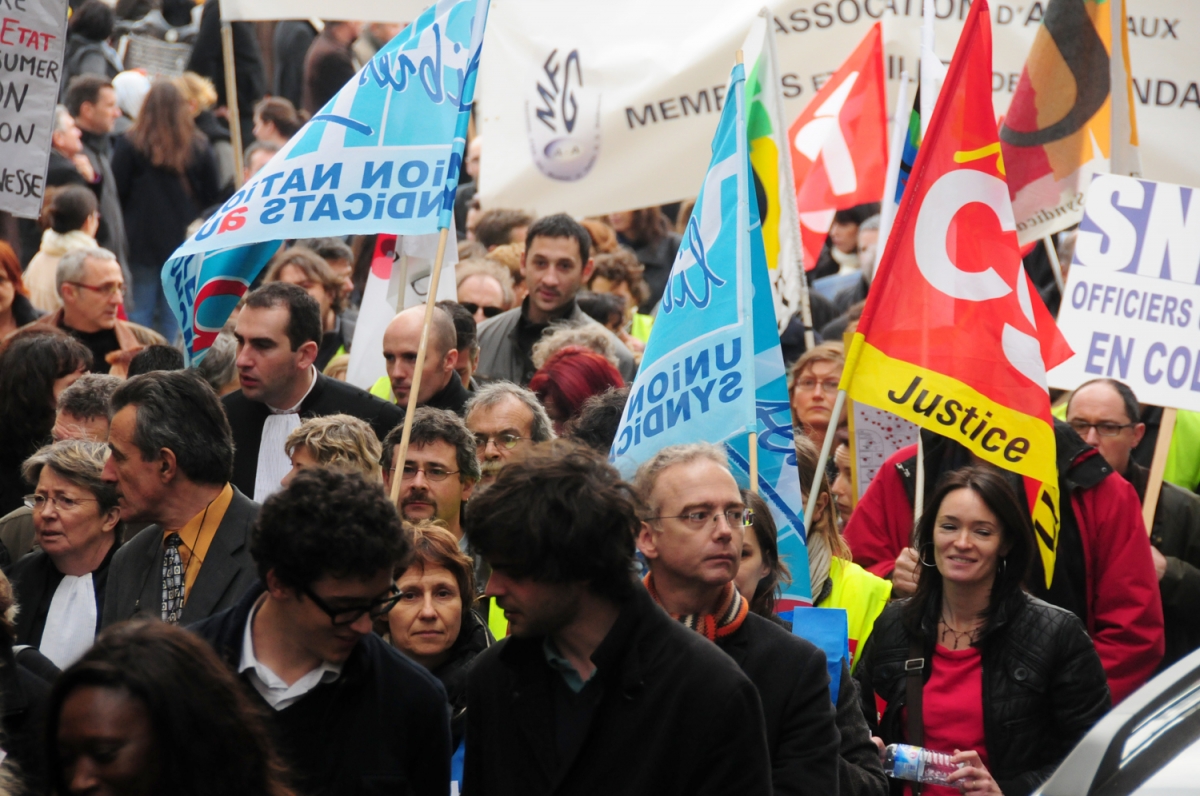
left=843, top=421, right=1164, bottom=704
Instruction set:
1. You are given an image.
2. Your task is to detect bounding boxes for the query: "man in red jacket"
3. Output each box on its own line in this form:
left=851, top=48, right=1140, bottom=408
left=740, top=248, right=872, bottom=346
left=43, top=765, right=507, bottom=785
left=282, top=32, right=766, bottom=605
left=843, top=421, right=1164, bottom=704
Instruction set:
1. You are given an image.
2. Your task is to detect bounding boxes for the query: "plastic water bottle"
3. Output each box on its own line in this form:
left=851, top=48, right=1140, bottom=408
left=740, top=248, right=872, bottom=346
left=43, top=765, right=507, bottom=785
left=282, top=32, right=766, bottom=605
left=881, top=744, right=962, bottom=786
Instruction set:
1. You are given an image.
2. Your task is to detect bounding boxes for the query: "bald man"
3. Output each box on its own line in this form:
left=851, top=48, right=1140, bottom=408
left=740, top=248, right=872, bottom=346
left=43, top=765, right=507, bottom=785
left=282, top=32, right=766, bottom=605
left=375, top=305, right=471, bottom=416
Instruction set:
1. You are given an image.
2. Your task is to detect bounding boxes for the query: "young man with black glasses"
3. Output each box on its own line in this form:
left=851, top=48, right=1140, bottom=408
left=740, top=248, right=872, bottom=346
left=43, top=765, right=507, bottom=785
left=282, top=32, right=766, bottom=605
left=192, top=467, right=451, bottom=796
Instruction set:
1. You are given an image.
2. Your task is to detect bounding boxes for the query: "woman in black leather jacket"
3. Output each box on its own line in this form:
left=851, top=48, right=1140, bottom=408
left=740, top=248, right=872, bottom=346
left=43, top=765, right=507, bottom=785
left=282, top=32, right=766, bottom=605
left=855, top=466, right=1111, bottom=796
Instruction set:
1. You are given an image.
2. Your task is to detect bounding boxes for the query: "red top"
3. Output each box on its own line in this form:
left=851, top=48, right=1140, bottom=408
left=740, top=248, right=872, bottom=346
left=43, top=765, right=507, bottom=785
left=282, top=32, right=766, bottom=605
left=915, top=644, right=989, bottom=795
left=844, top=443, right=1164, bottom=703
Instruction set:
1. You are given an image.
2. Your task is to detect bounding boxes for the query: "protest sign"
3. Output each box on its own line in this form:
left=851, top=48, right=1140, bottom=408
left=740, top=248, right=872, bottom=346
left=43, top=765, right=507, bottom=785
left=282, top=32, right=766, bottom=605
left=479, top=0, right=1200, bottom=220
left=847, top=400, right=918, bottom=503
left=0, top=0, right=68, bottom=219
left=1048, top=173, right=1200, bottom=414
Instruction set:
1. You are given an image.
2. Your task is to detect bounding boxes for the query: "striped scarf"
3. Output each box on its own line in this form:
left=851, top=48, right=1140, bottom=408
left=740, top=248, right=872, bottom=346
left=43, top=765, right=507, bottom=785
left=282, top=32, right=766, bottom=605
left=643, top=575, right=749, bottom=642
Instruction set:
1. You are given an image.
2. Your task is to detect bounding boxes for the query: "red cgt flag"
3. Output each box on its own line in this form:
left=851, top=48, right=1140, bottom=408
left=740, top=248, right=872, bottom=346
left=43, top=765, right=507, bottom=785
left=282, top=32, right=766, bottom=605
left=789, top=22, right=887, bottom=272
left=839, top=0, right=1072, bottom=586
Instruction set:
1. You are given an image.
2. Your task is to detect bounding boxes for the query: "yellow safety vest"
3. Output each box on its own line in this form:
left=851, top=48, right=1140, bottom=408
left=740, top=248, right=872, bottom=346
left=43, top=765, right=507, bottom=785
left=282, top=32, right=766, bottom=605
left=370, top=375, right=394, bottom=402
left=819, top=556, right=892, bottom=672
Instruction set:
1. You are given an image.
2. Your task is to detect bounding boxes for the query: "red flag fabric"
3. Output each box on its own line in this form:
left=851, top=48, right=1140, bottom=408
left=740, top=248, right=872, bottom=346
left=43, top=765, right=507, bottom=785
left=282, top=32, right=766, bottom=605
left=839, top=0, right=1071, bottom=586
left=789, top=23, right=887, bottom=271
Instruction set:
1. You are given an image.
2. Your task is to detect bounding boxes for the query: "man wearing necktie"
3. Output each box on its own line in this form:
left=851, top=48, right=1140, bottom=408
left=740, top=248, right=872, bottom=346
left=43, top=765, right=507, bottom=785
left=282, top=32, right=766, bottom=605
left=101, top=371, right=258, bottom=627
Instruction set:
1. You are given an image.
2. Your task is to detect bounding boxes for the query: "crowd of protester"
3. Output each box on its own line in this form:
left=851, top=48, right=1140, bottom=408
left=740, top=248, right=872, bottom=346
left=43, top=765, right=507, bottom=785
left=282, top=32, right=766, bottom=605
left=0, top=4, right=1197, bottom=795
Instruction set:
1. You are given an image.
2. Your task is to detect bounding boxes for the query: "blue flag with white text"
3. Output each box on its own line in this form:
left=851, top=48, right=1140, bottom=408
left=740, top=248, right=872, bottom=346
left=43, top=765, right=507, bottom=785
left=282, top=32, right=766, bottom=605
left=162, top=0, right=489, bottom=362
left=611, top=63, right=812, bottom=606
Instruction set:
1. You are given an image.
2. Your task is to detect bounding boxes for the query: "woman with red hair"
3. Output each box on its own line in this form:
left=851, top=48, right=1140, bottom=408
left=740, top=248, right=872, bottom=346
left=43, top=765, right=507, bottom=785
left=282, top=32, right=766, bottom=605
left=0, top=241, right=40, bottom=339
left=529, top=345, right=624, bottom=435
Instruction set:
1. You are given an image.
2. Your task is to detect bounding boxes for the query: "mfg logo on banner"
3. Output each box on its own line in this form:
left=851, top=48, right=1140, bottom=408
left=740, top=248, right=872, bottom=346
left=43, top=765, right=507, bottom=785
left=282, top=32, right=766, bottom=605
left=527, top=48, right=601, bottom=181
left=789, top=22, right=887, bottom=270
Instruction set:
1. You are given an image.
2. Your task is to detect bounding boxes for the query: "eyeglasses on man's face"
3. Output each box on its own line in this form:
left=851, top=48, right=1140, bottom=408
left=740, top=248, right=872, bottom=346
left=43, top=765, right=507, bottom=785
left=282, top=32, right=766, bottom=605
left=302, top=585, right=401, bottom=626
left=647, top=507, right=755, bottom=530
left=459, top=302, right=504, bottom=319
left=66, top=281, right=125, bottom=298
left=1068, top=419, right=1135, bottom=438
left=399, top=463, right=460, bottom=482
left=473, top=432, right=525, bottom=451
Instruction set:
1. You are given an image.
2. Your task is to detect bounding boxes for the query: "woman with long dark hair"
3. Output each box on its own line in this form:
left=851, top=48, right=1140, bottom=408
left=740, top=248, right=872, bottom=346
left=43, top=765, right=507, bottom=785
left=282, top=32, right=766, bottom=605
left=854, top=467, right=1111, bottom=796
left=112, top=80, right=221, bottom=341
left=0, top=333, right=91, bottom=516
left=608, top=207, right=681, bottom=313
left=46, top=620, right=294, bottom=796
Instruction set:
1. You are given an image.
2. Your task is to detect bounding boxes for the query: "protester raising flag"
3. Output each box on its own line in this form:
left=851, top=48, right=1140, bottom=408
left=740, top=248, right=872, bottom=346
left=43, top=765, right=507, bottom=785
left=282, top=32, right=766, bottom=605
left=789, top=22, right=887, bottom=273
left=837, top=0, right=1073, bottom=586
left=1000, top=0, right=1140, bottom=244
left=743, top=10, right=809, bottom=335
left=162, top=0, right=489, bottom=363
left=611, top=58, right=812, bottom=606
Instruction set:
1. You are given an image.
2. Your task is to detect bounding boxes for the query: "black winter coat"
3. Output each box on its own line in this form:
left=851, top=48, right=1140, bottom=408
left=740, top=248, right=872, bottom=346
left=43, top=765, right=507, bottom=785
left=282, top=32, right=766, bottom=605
left=111, top=135, right=221, bottom=271
left=855, top=591, right=1111, bottom=796
left=464, top=585, right=773, bottom=795
left=716, top=613, right=841, bottom=796
left=429, top=606, right=492, bottom=749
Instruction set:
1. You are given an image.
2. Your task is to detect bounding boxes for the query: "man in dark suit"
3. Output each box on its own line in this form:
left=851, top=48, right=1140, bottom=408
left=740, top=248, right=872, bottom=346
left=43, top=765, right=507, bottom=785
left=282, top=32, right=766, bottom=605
left=223, top=283, right=403, bottom=502
left=634, top=443, right=849, bottom=796
left=463, top=442, right=773, bottom=796
left=101, top=371, right=258, bottom=628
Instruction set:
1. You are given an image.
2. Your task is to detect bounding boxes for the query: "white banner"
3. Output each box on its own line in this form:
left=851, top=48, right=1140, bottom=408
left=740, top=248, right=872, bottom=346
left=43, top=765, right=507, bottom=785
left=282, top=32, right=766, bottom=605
left=0, top=0, right=68, bottom=219
left=1049, top=174, right=1200, bottom=412
left=218, top=0, right=427, bottom=22
left=478, top=0, right=1200, bottom=218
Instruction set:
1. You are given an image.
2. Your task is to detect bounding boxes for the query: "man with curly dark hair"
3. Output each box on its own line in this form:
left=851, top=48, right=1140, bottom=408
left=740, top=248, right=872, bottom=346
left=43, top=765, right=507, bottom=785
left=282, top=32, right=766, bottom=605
left=192, top=468, right=452, bottom=796
left=463, top=441, right=772, bottom=795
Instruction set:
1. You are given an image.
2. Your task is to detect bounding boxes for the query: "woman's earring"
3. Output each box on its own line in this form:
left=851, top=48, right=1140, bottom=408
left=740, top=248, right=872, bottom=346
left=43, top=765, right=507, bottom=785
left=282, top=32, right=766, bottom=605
left=919, top=543, right=937, bottom=568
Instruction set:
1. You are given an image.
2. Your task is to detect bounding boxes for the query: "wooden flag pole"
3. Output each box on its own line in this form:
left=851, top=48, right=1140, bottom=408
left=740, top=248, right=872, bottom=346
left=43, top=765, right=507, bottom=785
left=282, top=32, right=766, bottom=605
left=805, top=389, right=847, bottom=528
left=1143, top=407, right=1177, bottom=534
left=912, top=433, right=925, bottom=540
left=220, top=20, right=245, bottom=189
left=1043, top=234, right=1065, bottom=293
left=389, top=227, right=452, bottom=505
left=749, top=431, right=759, bottom=495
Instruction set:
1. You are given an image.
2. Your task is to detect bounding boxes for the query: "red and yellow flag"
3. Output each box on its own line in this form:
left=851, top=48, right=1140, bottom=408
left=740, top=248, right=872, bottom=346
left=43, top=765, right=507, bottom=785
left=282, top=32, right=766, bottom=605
left=839, top=0, right=1072, bottom=586
left=789, top=23, right=887, bottom=272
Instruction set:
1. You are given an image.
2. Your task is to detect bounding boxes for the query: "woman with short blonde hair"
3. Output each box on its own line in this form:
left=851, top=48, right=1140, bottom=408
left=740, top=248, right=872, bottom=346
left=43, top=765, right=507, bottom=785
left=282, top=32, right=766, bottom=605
left=283, top=414, right=383, bottom=485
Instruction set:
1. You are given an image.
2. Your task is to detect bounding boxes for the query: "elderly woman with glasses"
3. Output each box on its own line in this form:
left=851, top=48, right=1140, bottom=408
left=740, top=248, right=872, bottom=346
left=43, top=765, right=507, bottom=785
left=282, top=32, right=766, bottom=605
left=10, top=440, right=122, bottom=669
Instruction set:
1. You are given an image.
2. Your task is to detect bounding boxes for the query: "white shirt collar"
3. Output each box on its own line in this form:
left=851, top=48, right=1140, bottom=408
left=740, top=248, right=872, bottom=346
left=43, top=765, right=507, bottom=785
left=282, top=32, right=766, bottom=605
left=238, top=597, right=343, bottom=711
left=267, top=366, right=319, bottom=415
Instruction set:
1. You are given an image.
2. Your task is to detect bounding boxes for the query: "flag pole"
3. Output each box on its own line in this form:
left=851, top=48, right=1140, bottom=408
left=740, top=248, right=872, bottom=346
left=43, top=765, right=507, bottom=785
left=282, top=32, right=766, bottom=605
left=389, top=226, right=452, bottom=505
left=749, top=432, right=759, bottom=495
left=912, top=432, right=925, bottom=536
left=1042, top=234, right=1065, bottom=293
left=1143, top=407, right=1176, bottom=533
left=805, top=388, right=846, bottom=527
left=878, top=72, right=910, bottom=258
left=220, top=19, right=245, bottom=189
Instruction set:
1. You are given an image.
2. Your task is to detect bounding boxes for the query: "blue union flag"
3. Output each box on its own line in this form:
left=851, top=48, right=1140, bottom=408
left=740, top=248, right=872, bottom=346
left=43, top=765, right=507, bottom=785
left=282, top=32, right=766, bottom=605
left=163, top=0, right=489, bottom=362
left=611, top=62, right=812, bottom=606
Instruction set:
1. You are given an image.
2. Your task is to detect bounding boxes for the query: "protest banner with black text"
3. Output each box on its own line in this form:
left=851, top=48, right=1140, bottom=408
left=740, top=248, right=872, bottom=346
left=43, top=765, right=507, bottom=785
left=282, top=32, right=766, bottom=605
left=0, top=0, right=68, bottom=219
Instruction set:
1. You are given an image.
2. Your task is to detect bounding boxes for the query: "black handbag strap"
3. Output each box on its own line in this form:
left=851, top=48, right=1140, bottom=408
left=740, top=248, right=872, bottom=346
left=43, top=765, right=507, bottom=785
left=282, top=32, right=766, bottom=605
left=905, top=639, right=926, bottom=794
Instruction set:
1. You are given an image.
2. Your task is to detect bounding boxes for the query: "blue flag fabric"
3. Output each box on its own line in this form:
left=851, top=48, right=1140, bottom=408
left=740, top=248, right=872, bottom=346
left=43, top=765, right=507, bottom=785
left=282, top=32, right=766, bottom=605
left=610, top=62, right=812, bottom=605
left=163, top=0, right=489, bottom=363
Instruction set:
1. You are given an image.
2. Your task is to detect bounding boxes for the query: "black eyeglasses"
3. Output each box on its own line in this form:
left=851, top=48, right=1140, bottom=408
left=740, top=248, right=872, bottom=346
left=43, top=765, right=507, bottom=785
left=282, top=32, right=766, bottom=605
left=459, top=302, right=504, bottom=318
left=473, top=432, right=525, bottom=451
left=1068, top=420, right=1136, bottom=438
left=301, top=585, right=401, bottom=626
left=647, top=508, right=755, bottom=530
